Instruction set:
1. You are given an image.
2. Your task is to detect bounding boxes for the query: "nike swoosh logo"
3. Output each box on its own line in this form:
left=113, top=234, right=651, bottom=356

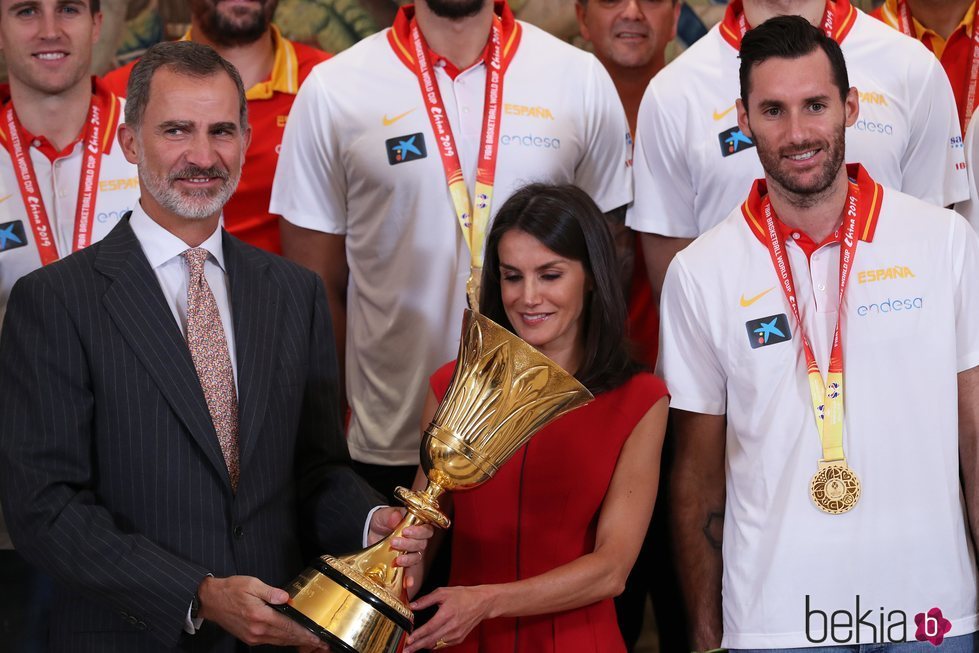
left=382, top=109, right=416, bottom=126
left=740, top=287, right=775, bottom=307
left=0, top=194, right=11, bottom=204
left=713, top=104, right=736, bottom=121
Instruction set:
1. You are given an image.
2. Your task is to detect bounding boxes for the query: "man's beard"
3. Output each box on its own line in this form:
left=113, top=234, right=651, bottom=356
left=140, top=162, right=240, bottom=220
left=193, top=0, right=275, bottom=47
left=755, top=127, right=846, bottom=208
left=423, top=0, right=486, bottom=20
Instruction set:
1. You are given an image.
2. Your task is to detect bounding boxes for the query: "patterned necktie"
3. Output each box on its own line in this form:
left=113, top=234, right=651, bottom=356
left=182, top=247, right=239, bottom=491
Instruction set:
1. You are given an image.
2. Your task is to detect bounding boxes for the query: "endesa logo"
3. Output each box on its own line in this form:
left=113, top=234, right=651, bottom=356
left=951, top=135, right=964, bottom=150
left=853, top=119, right=894, bottom=136
left=499, top=133, right=561, bottom=150
left=97, top=207, right=132, bottom=224
left=806, top=596, right=952, bottom=647
left=856, top=296, right=923, bottom=316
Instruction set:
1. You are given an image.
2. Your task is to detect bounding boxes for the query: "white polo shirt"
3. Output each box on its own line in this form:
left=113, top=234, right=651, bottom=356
left=628, top=0, right=967, bottom=240
left=0, top=82, right=136, bottom=331
left=659, top=165, right=979, bottom=649
left=270, top=3, right=632, bottom=466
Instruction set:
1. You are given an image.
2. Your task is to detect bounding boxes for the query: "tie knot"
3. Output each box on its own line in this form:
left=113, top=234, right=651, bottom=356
left=182, top=247, right=209, bottom=277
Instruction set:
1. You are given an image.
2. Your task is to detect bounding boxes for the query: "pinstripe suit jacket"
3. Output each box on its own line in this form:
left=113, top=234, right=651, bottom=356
left=0, top=216, right=381, bottom=652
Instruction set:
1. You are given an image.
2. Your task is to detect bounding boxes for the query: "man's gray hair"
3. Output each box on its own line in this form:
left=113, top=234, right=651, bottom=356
left=124, top=41, right=248, bottom=131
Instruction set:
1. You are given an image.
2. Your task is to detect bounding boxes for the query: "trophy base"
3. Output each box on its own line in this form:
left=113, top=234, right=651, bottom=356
left=276, top=557, right=412, bottom=653
left=272, top=603, right=358, bottom=653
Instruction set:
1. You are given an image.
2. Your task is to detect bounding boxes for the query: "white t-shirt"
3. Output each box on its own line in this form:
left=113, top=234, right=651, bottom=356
left=628, top=0, right=967, bottom=239
left=270, top=12, right=632, bottom=466
left=659, top=167, right=979, bottom=649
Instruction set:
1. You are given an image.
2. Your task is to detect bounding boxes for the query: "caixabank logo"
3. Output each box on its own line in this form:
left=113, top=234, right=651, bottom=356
left=0, top=220, right=27, bottom=253
left=745, top=313, right=791, bottom=349
left=806, top=596, right=953, bottom=646
left=718, top=125, right=755, bottom=157
left=386, top=133, right=427, bottom=165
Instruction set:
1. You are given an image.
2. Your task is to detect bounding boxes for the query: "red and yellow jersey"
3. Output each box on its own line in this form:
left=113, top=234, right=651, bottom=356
left=872, top=0, right=976, bottom=132
left=101, top=26, right=329, bottom=254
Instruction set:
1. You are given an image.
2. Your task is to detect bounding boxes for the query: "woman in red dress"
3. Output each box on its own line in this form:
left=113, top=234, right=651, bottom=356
left=403, top=184, right=669, bottom=653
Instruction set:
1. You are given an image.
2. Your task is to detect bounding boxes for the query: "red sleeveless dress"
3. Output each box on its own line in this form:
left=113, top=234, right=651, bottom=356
left=430, top=362, right=668, bottom=653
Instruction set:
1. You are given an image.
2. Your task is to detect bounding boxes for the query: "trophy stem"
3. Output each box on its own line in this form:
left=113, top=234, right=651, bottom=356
left=395, top=483, right=451, bottom=530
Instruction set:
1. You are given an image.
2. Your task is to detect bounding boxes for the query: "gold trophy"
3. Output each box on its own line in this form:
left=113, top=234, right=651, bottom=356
left=273, top=309, right=593, bottom=653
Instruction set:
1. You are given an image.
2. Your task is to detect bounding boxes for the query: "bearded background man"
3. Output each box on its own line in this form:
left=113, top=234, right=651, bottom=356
left=102, top=0, right=328, bottom=254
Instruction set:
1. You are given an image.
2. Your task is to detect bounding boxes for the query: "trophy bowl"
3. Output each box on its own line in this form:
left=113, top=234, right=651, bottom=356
left=273, top=309, right=593, bottom=652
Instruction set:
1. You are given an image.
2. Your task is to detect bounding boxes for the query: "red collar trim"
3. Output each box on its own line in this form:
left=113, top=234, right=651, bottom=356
left=388, top=0, right=521, bottom=78
left=0, top=77, right=119, bottom=160
left=741, top=163, right=884, bottom=257
left=720, top=0, right=857, bottom=50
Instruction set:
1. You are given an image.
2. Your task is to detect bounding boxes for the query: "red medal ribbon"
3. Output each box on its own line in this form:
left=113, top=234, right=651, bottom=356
left=760, top=182, right=863, bottom=459
left=4, top=97, right=105, bottom=266
left=895, top=0, right=979, bottom=134
left=409, top=16, right=504, bottom=270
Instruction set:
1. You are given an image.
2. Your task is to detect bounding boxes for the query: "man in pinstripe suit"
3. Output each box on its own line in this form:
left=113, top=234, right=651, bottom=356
left=0, top=41, right=431, bottom=651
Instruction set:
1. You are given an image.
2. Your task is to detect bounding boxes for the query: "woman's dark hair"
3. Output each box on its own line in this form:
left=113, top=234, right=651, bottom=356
left=480, top=183, right=643, bottom=394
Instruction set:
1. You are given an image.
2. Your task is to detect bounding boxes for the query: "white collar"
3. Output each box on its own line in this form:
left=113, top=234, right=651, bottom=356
left=128, top=201, right=227, bottom=272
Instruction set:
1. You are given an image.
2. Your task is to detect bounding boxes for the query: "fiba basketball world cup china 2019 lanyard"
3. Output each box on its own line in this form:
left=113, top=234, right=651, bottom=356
left=4, top=97, right=107, bottom=265
left=409, top=16, right=504, bottom=308
left=759, top=182, right=864, bottom=514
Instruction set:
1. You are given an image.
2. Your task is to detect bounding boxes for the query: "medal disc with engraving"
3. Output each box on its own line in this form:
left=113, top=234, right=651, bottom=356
left=810, top=463, right=861, bottom=514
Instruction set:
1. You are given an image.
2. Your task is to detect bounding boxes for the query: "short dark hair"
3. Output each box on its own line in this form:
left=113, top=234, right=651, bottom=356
left=479, top=184, right=644, bottom=394
left=124, top=41, right=248, bottom=131
left=739, top=15, right=849, bottom=108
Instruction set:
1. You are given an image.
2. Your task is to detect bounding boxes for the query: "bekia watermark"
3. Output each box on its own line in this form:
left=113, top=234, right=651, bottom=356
left=806, top=596, right=952, bottom=646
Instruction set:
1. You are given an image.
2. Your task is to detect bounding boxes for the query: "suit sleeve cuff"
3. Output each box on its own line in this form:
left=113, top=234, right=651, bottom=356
left=363, top=505, right=386, bottom=547
left=183, top=573, right=212, bottom=635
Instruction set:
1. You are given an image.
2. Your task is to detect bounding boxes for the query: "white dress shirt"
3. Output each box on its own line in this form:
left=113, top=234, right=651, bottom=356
left=128, top=202, right=238, bottom=390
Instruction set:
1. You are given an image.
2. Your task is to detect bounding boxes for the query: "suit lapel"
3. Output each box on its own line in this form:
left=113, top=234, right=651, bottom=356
left=223, top=233, right=278, bottom=476
left=96, top=217, right=232, bottom=489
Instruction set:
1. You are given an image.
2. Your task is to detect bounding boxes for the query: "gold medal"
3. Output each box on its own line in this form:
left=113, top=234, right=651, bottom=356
left=809, top=462, right=860, bottom=514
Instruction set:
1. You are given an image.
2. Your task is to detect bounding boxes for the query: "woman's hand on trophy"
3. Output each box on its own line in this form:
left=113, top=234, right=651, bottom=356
left=403, top=585, right=497, bottom=652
